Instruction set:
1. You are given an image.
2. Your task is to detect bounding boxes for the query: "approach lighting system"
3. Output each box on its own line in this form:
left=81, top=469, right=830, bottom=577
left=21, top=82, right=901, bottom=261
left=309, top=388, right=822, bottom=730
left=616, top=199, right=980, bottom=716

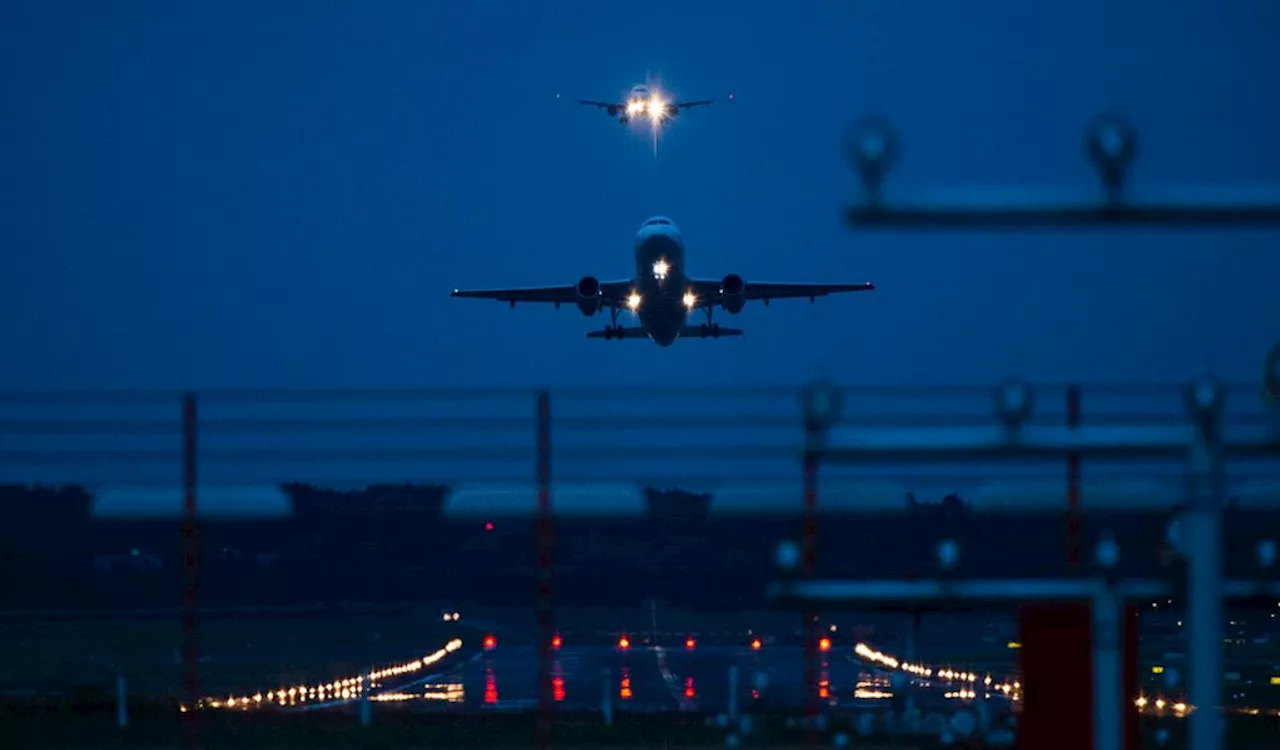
left=1085, top=114, right=1139, bottom=193
left=844, top=116, right=899, bottom=198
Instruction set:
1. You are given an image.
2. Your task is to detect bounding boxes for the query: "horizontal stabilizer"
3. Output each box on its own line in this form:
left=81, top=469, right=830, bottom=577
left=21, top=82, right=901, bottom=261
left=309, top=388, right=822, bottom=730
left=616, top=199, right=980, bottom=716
left=586, top=326, right=744, bottom=340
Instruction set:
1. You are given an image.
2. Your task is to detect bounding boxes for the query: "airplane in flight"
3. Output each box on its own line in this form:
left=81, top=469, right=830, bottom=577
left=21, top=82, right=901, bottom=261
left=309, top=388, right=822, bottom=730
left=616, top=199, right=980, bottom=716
left=450, top=216, right=875, bottom=347
left=578, top=84, right=718, bottom=125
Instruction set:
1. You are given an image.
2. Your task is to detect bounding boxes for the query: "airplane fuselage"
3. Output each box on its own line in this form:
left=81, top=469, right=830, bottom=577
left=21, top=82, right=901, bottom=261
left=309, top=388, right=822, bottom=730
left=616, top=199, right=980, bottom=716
left=631, top=218, right=689, bottom=347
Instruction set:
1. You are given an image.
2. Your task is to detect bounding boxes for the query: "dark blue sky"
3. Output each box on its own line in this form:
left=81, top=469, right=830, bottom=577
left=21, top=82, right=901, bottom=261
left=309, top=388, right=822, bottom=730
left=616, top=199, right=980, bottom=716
left=3, top=0, right=1278, bottom=392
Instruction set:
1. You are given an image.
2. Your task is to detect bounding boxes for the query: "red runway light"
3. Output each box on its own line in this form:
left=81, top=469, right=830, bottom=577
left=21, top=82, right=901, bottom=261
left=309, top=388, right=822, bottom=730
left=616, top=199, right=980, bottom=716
left=750, top=638, right=762, bottom=651
left=483, top=634, right=496, bottom=650
left=551, top=634, right=561, bottom=650
left=819, top=637, right=831, bottom=652
left=618, top=635, right=630, bottom=650
left=685, top=637, right=696, bottom=650
left=484, top=521, right=493, bottom=531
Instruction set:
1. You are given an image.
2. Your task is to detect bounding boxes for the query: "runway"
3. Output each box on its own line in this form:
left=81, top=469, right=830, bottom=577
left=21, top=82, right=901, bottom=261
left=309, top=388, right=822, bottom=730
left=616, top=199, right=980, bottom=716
left=445, top=644, right=885, bottom=713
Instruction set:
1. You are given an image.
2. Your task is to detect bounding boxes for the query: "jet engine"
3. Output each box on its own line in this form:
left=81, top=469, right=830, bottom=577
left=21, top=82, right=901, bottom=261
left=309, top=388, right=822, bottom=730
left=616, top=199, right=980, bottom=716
left=607, top=106, right=618, bottom=117
left=720, top=274, right=746, bottom=314
left=576, top=276, right=603, bottom=316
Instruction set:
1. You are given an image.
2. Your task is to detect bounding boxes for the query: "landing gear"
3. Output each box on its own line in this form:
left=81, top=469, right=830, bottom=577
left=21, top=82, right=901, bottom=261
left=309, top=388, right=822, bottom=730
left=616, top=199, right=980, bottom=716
left=698, top=307, right=721, bottom=338
left=601, top=307, right=624, bottom=340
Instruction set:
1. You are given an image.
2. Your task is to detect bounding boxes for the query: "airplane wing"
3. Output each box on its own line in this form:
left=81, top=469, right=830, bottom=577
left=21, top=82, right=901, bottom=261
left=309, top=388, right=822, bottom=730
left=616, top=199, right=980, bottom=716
left=451, top=280, right=634, bottom=307
left=687, top=279, right=875, bottom=305
left=578, top=100, right=623, bottom=110
left=674, top=100, right=715, bottom=109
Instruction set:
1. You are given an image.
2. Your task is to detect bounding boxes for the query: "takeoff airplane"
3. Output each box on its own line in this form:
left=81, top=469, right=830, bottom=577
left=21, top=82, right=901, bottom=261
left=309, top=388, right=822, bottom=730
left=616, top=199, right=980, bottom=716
left=579, top=84, right=717, bottom=125
left=450, top=216, right=875, bottom=347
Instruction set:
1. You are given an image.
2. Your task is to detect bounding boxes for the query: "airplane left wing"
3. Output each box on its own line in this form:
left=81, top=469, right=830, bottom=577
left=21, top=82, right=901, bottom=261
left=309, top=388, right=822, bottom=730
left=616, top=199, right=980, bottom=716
left=451, top=280, right=634, bottom=308
left=687, top=279, right=875, bottom=305
left=674, top=100, right=715, bottom=109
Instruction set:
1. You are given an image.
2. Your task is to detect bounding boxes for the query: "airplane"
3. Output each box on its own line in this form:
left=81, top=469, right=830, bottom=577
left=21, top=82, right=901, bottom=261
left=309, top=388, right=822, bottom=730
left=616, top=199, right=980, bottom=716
left=450, top=216, right=875, bottom=347
left=578, top=84, right=717, bottom=125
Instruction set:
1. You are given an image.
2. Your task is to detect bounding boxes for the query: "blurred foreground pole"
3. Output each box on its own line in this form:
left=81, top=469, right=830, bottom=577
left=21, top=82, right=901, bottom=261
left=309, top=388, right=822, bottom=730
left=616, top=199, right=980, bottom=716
left=727, top=665, right=739, bottom=720
left=1067, top=385, right=1082, bottom=567
left=800, top=383, right=827, bottom=743
left=534, top=390, right=555, bottom=748
left=1186, top=383, right=1227, bottom=750
left=181, top=393, right=200, bottom=750
left=601, top=668, right=614, bottom=727
left=116, top=673, right=127, bottom=729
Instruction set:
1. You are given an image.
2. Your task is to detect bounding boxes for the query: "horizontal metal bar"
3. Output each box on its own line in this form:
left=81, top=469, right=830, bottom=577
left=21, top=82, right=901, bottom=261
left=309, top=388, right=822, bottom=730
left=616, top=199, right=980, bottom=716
left=0, top=382, right=1266, bottom=406
left=819, top=424, right=1280, bottom=462
left=0, top=445, right=803, bottom=466
left=438, top=477, right=1280, bottom=516
left=2, top=413, right=1273, bottom=436
left=767, top=578, right=1280, bottom=607
left=0, top=414, right=798, bottom=435
left=770, top=578, right=1169, bottom=603
left=846, top=203, right=1280, bottom=229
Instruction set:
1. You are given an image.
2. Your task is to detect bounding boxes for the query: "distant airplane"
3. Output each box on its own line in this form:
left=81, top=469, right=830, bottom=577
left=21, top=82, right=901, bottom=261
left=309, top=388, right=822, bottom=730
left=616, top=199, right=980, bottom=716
left=578, top=84, right=718, bottom=125
left=450, top=216, right=875, bottom=347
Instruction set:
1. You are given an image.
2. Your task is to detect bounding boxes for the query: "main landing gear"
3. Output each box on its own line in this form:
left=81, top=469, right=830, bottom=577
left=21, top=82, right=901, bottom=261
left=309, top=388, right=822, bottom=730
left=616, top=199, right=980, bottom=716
left=698, top=306, right=722, bottom=338
left=601, top=306, right=625, bottom=340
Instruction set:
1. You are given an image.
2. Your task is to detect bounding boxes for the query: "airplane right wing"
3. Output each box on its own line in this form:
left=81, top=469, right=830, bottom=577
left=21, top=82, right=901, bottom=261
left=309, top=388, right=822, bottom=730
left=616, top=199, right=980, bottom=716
left=578, top=100, right=623, bottom=110
left=451, top=280, right=634, bottom=308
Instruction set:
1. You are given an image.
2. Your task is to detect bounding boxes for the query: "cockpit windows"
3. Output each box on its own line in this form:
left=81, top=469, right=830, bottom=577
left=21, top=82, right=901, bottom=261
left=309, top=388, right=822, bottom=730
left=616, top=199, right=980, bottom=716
left=644, top=218, right=673, bottom=226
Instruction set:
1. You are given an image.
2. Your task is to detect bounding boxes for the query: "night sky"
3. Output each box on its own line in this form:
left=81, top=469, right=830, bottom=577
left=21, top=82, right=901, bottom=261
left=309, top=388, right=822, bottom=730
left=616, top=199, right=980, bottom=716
left=3, top=0, right=1278, bottom=394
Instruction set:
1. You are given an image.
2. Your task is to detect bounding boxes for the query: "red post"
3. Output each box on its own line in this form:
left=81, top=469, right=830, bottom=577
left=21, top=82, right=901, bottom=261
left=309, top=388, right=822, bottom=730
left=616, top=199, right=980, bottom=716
left=1124, top=605, right=1140, bottom=750
left=1016, top=603, right=1094, bottom=750
left=181, top=393, right=200, bottom=749
left=534, top=391, right=555, bottom=747
left=801, top=420, right=820, bottom=742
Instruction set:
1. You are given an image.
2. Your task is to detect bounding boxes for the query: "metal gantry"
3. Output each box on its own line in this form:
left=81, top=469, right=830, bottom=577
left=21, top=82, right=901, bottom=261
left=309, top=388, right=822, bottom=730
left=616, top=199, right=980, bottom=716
left=842, top=114, right=1280, bottom=230
left=767, top=376, right=1279, bottom=750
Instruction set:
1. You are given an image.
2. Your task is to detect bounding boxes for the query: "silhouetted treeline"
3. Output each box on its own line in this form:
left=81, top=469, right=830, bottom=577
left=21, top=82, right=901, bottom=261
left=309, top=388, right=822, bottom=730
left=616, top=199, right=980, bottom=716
left=1, top=482, right=1272, bottom=612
